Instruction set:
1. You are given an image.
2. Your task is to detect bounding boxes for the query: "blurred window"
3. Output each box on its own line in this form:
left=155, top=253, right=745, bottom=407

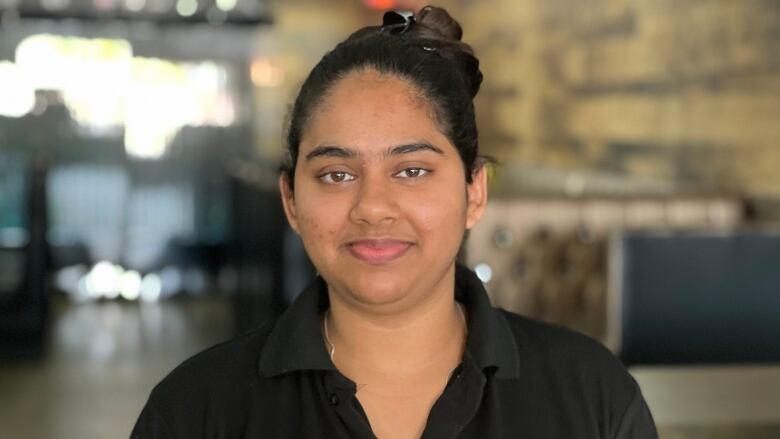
left=6, top=34, right=236, bottom=159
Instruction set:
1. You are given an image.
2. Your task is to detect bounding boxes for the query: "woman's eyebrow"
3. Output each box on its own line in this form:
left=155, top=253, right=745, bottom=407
left=305, top=145, right=357, bottom=161
left=387, top=143, right=443, bottom=156
left=304, top=142, right=443, bottom=162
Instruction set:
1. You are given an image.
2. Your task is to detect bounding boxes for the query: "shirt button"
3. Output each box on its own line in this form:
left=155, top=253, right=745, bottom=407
left=330, top=393, right=339, bottom=406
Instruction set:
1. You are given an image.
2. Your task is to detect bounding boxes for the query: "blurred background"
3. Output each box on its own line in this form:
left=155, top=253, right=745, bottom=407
left=0, top=0, right=779, bottom=437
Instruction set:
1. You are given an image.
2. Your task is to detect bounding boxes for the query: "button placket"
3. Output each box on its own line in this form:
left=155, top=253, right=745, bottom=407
left=322, top=371, right=376, bottom=438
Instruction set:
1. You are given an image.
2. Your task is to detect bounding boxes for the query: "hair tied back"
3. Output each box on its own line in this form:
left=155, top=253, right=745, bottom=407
left=416, top=5, right=463, bottom=41
left=381, top=10, right=415, bottom=35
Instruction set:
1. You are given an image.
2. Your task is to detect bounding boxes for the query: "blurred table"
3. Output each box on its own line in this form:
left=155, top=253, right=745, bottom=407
left=632, top=365, right=780, bottom=437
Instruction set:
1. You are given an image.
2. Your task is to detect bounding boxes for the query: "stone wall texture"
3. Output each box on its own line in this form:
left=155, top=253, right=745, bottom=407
left=442, top=0, right=780, bottom=197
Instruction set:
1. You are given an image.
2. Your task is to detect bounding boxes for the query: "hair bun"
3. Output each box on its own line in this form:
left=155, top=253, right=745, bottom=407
left=414, top=5, right=481, bottom=98
left=417, top=5, right=463, bottom=41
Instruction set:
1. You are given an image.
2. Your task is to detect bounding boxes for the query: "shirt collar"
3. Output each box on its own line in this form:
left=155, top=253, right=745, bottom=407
left=258, top=274, right=335, bottom=376
left=454, top=263, right=520, bottom=380
left=258, top=263, right=520, bottom=380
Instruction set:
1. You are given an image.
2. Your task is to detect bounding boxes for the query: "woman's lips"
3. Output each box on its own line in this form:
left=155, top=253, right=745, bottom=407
left=346, top=239, right=413, bottom=265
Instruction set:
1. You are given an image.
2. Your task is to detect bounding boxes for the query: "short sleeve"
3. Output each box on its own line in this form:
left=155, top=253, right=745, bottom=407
left=612, top=382, right=658, bottom=439
left=130, top=393, right=173, bottom=439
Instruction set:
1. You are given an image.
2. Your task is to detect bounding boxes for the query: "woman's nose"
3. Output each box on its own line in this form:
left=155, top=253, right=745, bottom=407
left=348, top=175, right=399, bottom=226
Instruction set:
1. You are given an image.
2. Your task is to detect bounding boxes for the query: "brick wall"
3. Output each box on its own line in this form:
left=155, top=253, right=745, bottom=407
left=445, top=0, right=780, bottom=198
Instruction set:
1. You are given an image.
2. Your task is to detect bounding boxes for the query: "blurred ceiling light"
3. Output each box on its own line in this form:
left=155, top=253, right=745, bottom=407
left=140, top=273, right=162, bottom=302
left=41, top=0, right=71, bottom=11
left=85, top=260, right=123, bottom=299
left=124, top=124, right=169, bottom=158
left=175, top=0, right=197, bottom=17
left=119, top=270, right=142, bottom=300
left=0, top=61, right=35, bottom=117
left=250, top=57, right=284, bottom=88
left=215, top=0, right=235, bottom=12
left=103, top=284, right=121, bottom=299
left=124, top=0, right=146, bottom=12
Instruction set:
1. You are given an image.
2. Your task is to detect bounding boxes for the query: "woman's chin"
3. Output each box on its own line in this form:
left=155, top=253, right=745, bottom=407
left=320, top=254, right=456, bottom=312
left=332, top=272, right=417, bottom=311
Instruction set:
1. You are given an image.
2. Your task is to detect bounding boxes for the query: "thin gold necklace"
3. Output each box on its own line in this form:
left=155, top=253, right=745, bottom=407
left=323, top=310, right=336, bottom=359
left=322, top=303, right=467, bottom=362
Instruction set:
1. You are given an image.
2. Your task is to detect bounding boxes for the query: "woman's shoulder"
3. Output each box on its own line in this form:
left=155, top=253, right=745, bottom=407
left=492, top=310, right=657, bottom=438
left=151, top=320, right=276, bottom=397
left=497, top=308, right=631, bottom=381
left=131, top=321, right=279, bottom=438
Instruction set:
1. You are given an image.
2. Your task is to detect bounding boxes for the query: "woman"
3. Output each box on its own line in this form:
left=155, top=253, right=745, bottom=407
left=132, top=6, right=657, bottom=439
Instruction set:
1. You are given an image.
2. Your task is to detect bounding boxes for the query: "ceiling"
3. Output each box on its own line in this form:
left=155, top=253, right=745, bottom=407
left=0, top=0, right=272, bottom=26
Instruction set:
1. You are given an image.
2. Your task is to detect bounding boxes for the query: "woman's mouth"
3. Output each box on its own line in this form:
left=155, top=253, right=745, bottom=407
left=346, top=239, right=413, bottom=265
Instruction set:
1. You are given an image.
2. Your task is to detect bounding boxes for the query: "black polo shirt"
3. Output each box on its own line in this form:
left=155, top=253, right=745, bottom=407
left=131, top=264, right=657, bottom=438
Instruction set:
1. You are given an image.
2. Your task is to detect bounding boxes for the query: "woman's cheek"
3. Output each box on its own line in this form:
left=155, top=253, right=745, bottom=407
left=298, top=191, right=343, bottom=231
left=407, top=198, right=464, bottom=235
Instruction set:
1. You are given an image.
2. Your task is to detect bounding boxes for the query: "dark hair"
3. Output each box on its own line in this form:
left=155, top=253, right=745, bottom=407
left=282, top=5, right=483, bottom=190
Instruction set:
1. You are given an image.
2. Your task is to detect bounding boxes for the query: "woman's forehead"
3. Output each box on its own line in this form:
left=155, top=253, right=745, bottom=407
left=316, top=69, right=429, bottom=117
left=300, top=70, right=451, bottom=157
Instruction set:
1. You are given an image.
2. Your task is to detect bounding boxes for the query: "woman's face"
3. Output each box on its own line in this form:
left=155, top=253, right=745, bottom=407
left=280, top=69, right=486, bottom=312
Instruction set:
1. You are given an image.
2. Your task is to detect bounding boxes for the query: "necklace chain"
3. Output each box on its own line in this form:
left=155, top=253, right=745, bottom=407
left=322, top=303, right=467, bottom=361
left=323, top=310, right=336, bottom=359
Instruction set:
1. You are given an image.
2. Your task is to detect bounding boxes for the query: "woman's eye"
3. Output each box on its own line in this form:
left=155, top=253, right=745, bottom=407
left=319, top=171, right=355, bottom=184
left=395, top=168, right=429, bottom=179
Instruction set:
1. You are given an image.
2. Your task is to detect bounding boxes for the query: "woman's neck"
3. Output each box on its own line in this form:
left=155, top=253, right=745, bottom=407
left=323, top=273, right=467, bottom=387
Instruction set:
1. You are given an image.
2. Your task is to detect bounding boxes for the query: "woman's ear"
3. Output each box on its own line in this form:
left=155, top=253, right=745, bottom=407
left=279, top=174, right=300, bottom=234
left=465, top=165, right=488, bottom=230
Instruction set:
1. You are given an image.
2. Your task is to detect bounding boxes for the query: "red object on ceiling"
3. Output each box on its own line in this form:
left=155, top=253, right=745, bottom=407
left=362, top=0, right=401, bottom=10
left=363, top=0, right=421, bottom=11
left=362, top=0, right=425, bottom=12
